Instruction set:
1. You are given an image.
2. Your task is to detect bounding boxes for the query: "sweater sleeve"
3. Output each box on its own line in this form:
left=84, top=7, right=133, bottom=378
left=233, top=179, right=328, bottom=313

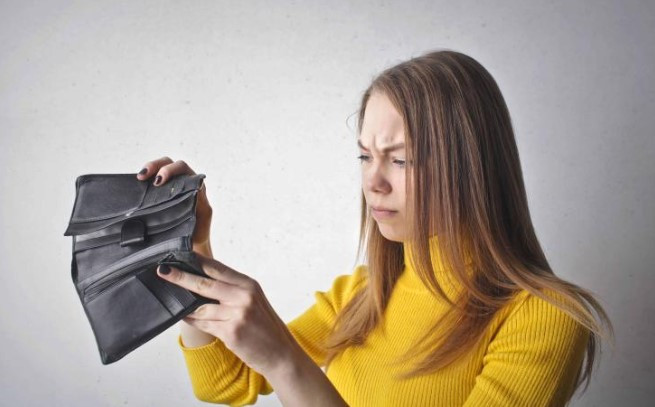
left=463, top=291, right=590, bottom=407
left=177, top=265, right=368, bottom=406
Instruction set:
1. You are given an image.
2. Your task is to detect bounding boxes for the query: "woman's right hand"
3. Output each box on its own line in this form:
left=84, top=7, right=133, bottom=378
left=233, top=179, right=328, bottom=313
left=136, top=156, right=213, bottom=256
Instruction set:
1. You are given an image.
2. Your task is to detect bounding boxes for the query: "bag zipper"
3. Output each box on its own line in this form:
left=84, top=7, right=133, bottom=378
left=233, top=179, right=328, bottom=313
left=80, top=237, right=188, bottom=301
left=83, top=252, right=166, bottom=302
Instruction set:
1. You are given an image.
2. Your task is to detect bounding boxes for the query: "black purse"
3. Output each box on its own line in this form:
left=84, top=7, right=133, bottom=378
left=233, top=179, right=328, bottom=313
left=63, top=173, right=215, bottom=364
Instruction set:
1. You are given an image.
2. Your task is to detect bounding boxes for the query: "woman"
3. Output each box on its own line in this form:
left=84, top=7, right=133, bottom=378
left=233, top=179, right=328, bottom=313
left=138, top=49, right=613, bottom=406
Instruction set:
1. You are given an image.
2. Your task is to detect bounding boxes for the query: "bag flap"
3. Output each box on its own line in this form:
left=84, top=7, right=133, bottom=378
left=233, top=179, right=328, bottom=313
left=63, top=173, right=205, bottom=236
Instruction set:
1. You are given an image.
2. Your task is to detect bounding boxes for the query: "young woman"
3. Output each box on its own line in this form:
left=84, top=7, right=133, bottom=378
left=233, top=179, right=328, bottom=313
left=138, top=49, right=613, bottom=406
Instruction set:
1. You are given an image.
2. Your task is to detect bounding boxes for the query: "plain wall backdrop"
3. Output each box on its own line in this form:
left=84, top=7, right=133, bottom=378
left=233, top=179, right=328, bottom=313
left=1, top=0, right=653, bottom=405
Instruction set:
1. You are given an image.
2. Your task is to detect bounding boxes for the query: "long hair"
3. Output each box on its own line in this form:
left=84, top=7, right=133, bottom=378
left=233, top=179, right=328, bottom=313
left=322, top=49, right=613, bottom=397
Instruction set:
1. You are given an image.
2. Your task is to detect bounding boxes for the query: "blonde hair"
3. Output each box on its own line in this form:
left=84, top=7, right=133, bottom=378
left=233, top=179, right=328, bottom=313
left=322, top=49, right=614, bottom=397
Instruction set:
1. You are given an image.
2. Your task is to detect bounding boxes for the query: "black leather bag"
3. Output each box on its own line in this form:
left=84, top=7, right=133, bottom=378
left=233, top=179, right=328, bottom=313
left=63, top=173, right=215, bottom=364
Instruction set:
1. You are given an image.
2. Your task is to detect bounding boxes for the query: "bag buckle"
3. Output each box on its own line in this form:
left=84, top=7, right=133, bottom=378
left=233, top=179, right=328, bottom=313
left=120, top=218, right=146, bottom=247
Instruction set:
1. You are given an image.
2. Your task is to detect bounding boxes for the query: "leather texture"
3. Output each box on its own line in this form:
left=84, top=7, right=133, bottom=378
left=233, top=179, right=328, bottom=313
left=63, top=173, right=215, bottom=364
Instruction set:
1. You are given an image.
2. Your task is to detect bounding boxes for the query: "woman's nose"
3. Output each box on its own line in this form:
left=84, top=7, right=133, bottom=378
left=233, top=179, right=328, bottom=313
left=365, top=164, right=391, bottom=194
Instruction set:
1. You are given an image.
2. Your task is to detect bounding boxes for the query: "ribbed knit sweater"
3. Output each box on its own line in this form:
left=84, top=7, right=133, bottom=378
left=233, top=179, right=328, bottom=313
left=177, top=236, right=589, bottom=406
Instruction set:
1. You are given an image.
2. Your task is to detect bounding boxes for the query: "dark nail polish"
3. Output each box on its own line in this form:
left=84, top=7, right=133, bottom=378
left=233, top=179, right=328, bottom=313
left=154, top=175, right=162, bottom=186
left=158, top=264, right=171, bottom=274
left=138, top=168, right=147, bottom=175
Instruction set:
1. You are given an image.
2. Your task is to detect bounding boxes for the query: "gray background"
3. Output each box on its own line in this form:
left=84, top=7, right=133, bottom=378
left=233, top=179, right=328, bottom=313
left=1, top=0, right=653, bottom=405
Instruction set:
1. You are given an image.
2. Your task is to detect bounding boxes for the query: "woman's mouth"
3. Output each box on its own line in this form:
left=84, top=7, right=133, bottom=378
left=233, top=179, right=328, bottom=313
left=371, top=208, right=397, bottom=220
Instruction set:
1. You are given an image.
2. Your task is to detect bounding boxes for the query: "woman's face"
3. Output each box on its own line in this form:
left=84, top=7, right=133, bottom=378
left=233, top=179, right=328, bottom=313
left=358, top=91, right=411, bottom=242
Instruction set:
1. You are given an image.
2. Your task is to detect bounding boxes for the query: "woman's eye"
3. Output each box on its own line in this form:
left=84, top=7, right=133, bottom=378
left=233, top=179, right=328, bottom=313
left=356, top=155, right=406, bottom=168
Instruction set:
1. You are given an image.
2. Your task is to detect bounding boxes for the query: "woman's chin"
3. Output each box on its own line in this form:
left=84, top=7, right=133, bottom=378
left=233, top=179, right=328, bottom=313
left=377, top=225, right=404, bottom=243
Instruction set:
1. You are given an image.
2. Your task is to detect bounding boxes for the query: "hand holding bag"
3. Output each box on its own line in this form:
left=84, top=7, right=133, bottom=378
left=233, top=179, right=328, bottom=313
left=63, top=172, right=216, bottom=364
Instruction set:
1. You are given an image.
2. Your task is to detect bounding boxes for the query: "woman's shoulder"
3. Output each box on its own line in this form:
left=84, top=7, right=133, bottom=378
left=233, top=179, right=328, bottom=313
left=506, top=286, right=582, bottom=312
left=351, top=264, right=369, bottom=286
left=330, top=264, right=369, bottom=299
left=495, top=287, right=590, bottom=342
left=312, top=264, right=369, bottom=314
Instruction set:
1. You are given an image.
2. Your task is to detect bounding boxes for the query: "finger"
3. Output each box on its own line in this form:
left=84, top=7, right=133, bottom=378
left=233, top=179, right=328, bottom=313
left=182, top=315, right=225, bottom=338
left=186, top=302, right=233, bottom=321
left=136, top=156, right=174, bottom=180
left=195, top=251, right=259, bottom=290
left=152, top=160, right=196, bottom=187
left=157, top=265, right=243, bottom=305
left=196, top=179, right=210, bottom=205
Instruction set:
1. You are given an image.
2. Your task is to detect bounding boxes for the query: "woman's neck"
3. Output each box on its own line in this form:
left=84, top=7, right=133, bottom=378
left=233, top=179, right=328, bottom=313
left=398, top=234, right=474, bottom=300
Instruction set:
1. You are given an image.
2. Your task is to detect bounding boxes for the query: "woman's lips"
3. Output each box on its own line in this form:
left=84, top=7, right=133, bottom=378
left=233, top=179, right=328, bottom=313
left=371, top=208, right=397, bottom=220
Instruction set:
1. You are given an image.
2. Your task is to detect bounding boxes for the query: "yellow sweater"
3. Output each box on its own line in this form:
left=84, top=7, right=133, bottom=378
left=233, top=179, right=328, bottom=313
left=177, top=237, right=589, bottom=406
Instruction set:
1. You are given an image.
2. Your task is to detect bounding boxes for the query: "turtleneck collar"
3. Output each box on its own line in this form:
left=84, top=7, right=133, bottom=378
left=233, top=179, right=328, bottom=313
left=397, top=234, right=474, bottom=297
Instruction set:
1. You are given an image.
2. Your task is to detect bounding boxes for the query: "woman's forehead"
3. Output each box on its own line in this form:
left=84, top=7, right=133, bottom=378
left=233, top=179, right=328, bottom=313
left=362, top=92, right=404, bottom=138
left=357, top=137, right=405, bottom=154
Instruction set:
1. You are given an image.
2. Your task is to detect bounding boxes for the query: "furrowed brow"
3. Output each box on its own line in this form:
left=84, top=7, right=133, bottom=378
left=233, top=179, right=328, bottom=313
left=357, top=139, right=405, bottom=153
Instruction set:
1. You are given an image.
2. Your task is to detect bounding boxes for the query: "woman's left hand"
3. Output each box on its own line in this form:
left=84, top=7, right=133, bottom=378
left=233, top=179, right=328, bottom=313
left=157, top=252, right=302, bottom=377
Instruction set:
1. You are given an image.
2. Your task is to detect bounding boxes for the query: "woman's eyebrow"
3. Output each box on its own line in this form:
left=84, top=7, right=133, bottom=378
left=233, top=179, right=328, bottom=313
left=357, top=139, right=405, bottom=153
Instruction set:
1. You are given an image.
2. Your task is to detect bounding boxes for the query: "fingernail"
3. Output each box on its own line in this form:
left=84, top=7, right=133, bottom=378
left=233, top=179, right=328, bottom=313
left=154, top=175, right=162, bottom=186
left=138, top=168, right=147, bottom=175
left=158, top=264, right=171, bottom=275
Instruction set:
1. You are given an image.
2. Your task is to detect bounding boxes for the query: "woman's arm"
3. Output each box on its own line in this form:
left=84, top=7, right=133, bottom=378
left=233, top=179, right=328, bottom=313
left=184, top=237, right=350, bottom=405
left=181, top=241, right=349, bottom=406
left=165, top=250, right=354, bottom=406
left=180, top=320, right=215, bottom=348
left=177, top=263, right=367, bottom=406
left=462, top=291, right=590, bottom=406
left=178, top=326, right=348, bottom=407
left=264, top=337, right=349, bottom=407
